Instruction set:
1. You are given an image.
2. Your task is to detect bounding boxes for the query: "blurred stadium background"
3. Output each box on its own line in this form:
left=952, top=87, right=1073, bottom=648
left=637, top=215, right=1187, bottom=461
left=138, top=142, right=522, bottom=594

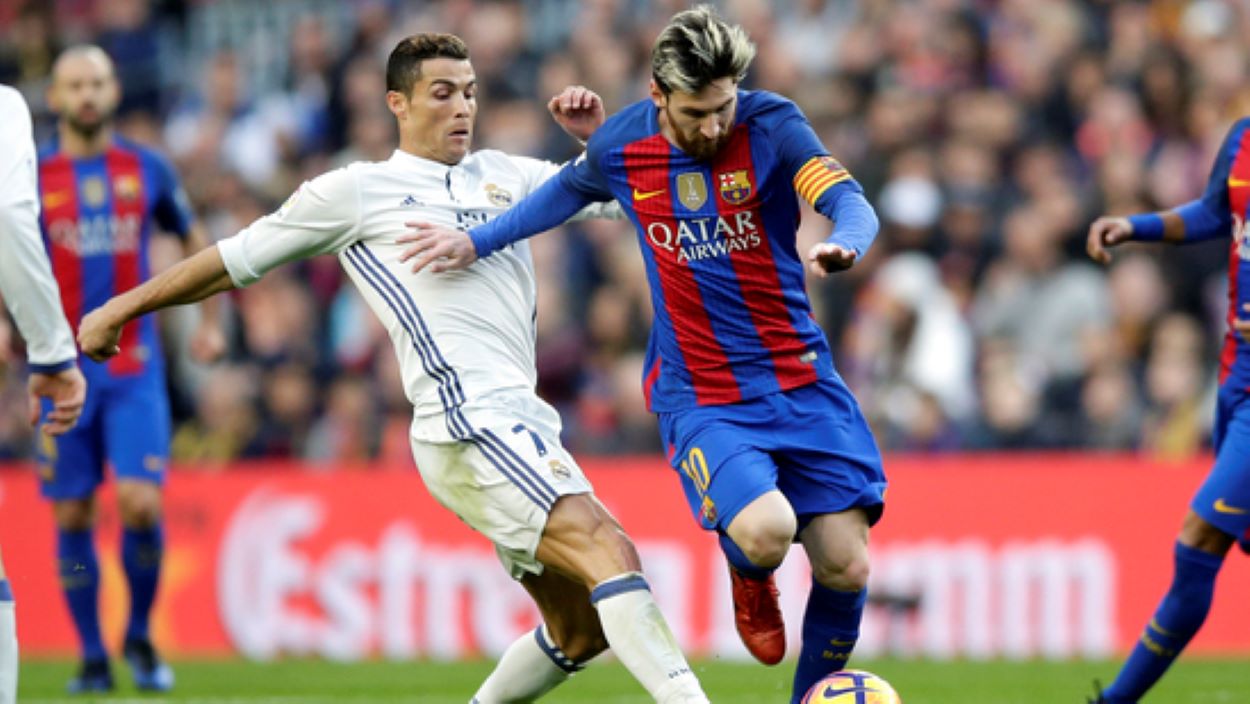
left=4, top=0, right=1250, bottom=701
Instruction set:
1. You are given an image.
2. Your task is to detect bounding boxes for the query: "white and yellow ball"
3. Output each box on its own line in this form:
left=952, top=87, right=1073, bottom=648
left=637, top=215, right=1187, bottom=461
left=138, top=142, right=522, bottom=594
left=800, top=669, right=901, bottom=704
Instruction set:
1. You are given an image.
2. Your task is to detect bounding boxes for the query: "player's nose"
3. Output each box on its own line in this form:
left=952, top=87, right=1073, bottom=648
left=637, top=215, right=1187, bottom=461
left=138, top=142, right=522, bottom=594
left=701, top=117, right=724, bottom=139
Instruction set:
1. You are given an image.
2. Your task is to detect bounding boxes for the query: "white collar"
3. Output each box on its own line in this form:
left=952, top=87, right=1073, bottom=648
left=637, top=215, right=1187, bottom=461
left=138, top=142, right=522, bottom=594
left=389, top=148, right=471, bottom=173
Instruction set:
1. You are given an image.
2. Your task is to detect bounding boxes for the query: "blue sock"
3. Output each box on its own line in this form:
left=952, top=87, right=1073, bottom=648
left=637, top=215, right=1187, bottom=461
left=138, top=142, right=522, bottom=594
left=719, top=532, right=774, bottom=580
left=58, top=528, right=106, bottom=662
left=791, top=580, right=866, bottom=704
left=122, top=524, right=164, bottom=642
left=1103, top=542, right=1223, bottom=703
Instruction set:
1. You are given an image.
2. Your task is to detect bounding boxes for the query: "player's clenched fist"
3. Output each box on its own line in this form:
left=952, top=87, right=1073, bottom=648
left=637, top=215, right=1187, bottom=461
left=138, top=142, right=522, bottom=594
left=77, top=306, right=123, bottom=361
left=1086, top=215, right=1133, bottom=265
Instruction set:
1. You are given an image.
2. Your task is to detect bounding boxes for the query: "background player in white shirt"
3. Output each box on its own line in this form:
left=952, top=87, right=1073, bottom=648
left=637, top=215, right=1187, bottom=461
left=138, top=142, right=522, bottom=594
left=77, top=34, right=709, bottom=704
left=0, top=84, right=88, bottom=704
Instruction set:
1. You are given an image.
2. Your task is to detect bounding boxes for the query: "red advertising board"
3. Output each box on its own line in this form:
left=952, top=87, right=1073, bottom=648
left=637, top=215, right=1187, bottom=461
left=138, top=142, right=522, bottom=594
left=3, top=454, right=1248, bottom=659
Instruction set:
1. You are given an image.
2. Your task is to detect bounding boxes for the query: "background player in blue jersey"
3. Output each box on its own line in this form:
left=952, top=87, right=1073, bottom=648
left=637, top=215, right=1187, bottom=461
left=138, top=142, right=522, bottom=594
left=36, top=46, right=224, bottom=694
left=0, top=82, right=88, bottom=704
left=1085, top=118, right=1250, bottom=703
left=398, top=6, right=886, bottom=702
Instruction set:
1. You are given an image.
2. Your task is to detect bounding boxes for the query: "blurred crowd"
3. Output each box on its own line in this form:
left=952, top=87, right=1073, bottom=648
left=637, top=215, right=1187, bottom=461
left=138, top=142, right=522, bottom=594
left=0, top=0, right=1244, bottom=465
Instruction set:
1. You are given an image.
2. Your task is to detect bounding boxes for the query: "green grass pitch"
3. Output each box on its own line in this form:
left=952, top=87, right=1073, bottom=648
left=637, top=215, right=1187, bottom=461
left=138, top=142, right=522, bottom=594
left=17, top=657, right=1250, bottom=703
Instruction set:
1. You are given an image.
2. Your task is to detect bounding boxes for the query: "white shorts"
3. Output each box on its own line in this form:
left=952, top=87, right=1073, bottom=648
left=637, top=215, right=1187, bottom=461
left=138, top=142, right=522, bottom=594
left=409, top=394, right=592, bottom=579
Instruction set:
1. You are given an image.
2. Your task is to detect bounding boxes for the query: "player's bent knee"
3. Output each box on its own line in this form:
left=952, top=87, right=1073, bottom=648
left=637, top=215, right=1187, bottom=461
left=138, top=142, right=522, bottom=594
left=118, top=487, right=162, bottom=528
left=811, top=555, right=870, bottom=592
left=53, top=499, right=95, bottom=531
left=732, top=516, right=796, bottom=568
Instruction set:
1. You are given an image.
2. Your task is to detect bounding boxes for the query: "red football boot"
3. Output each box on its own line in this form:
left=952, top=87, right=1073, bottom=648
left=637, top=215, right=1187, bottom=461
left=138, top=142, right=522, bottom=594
left=729, top=567, right=786, bottom=665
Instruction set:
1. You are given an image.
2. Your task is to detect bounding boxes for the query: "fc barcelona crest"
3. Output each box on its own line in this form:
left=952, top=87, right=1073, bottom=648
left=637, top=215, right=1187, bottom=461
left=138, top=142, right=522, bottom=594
left=114, top=174, right=141, bottom=201
left=677, top=172, right=707, bottom=210
left=718, top=170, right=752, bottom=205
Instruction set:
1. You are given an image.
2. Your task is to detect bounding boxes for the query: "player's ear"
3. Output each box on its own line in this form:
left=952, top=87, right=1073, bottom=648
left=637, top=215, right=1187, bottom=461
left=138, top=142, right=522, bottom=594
left=385, top=90, right=408, bottom=120
left=105, top=75, right=121, bottom=110
left=648, top=79, right=666, bottom=109
left=45, top=80, right=60, bottom=113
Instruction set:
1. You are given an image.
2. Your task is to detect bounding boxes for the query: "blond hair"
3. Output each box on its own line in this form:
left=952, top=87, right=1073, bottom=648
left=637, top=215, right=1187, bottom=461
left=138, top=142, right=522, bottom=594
left=651, top=4, right=756, bottom=95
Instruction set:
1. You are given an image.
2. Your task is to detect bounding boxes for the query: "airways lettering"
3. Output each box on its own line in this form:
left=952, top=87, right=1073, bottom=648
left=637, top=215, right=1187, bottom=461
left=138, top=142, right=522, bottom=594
left=646, top=212, right=762, bottom=263
left=46, top=214, right=141, bottom=255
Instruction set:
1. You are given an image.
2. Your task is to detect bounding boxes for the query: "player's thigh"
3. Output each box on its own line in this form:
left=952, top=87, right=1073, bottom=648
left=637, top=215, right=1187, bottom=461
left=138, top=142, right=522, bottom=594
left=37, top=390, right=105, bottom=502
left=772, top=380, right=887, bottom=531
left=1192, top=396, right=1250, bottom=540
left=102, top=375, right=171, bottom=486
left=660, top=408, right=778, bottom=533
left=410, top=408, right=591, bottom=579
left=520, top=566, right=606, bottom=661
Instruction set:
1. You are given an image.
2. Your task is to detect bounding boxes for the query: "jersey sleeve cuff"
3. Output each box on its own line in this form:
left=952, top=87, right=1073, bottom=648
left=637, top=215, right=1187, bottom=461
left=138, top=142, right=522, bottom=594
left=1127, top=213, right=1165, bottom=241
left=217, top=238, right=262, bottom=287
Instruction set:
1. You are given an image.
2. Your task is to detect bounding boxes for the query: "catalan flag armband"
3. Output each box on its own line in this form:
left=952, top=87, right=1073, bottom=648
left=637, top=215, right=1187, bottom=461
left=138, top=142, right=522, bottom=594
left=794, top=155, right=852, bottom=207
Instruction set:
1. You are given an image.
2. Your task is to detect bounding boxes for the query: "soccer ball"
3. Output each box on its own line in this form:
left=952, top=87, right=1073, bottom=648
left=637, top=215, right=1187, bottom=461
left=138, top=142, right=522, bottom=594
left=801, top=669, right=901, bottom=704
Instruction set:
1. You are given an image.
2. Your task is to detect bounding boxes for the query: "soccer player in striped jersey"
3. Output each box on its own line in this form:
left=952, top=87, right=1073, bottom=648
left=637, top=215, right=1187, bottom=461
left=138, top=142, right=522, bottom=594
left=36, top=46, right=225, bottom=694
left=0, top=83, right=88, bottom=704
left=78, top=34, right=709, bottom=703
left=398, top=7, right=887, bottom=702
left=1085, top=119, right=1250, bottom=703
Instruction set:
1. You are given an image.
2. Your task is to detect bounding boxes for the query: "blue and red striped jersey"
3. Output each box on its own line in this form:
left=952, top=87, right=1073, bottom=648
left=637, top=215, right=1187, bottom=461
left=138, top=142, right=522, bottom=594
left=1125, top=118, right=1250, bottom=389
left=561, top=91, right=864, bottom=411
left=37, top=138, right=193, bottom=379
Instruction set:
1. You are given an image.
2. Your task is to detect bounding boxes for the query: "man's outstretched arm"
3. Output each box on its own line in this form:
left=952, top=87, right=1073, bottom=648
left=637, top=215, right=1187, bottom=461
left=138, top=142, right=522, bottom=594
left=79, top=246, right=235, bottom=361
left=400, top=165, right=599, bottom=273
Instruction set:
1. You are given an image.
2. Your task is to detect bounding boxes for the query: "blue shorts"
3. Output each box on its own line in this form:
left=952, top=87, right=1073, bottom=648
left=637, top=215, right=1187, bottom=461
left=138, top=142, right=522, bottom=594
left=1193, top=385, right=1250, bottom=539
left=36, top=372, right=170, bottom=500
left=658, top=378, right=886, bottom=534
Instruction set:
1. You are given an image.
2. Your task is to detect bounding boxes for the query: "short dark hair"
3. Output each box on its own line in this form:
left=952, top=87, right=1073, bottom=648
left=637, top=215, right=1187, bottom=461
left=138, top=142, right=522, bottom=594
left=652, top=4, right=755, bottom=95
left=386, top=33, right=470, bottom=96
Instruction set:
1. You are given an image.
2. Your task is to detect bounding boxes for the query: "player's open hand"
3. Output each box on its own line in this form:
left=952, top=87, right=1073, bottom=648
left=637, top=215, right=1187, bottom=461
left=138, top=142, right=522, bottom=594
left=1086, top=216, right=1133, bottom=265
left=28, top=366, right=86, bottom=436
left=807, top=242, right=857, bottom=277
left=548, top=85, right=605, bottom=144
left=77, top=306, right=123, bottom=362
left=398, top=222, right=479, bottom=273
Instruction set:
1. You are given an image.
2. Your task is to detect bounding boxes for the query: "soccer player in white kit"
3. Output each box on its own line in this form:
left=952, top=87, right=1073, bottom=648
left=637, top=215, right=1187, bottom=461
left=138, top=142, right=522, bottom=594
left=0, top=84, right=89, bottom=704
left=77, top=35, right=710, bottom=704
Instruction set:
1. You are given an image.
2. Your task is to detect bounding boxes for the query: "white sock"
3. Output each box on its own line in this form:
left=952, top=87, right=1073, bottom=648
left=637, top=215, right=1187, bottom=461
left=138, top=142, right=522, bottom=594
left=591, top=573, right=708, bottom=704
left=471, top=625, right=575, bottom=703
left=0, top=580, right=16, bottom=704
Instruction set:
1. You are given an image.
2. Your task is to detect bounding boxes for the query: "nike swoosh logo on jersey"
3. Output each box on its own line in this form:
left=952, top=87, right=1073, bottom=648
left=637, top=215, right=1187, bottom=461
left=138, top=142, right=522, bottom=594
left=633, top=188, right=667, bottom=201
left=42, top=191, right=72, bottom=208
left=1214, top=498, right=1248, bottom=514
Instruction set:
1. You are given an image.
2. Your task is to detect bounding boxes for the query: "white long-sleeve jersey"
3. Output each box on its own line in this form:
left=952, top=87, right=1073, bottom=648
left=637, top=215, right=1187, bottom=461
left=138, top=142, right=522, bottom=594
left=0, top=85, right=77, bottom=370
left=219, top=148, right=613, bottom=442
